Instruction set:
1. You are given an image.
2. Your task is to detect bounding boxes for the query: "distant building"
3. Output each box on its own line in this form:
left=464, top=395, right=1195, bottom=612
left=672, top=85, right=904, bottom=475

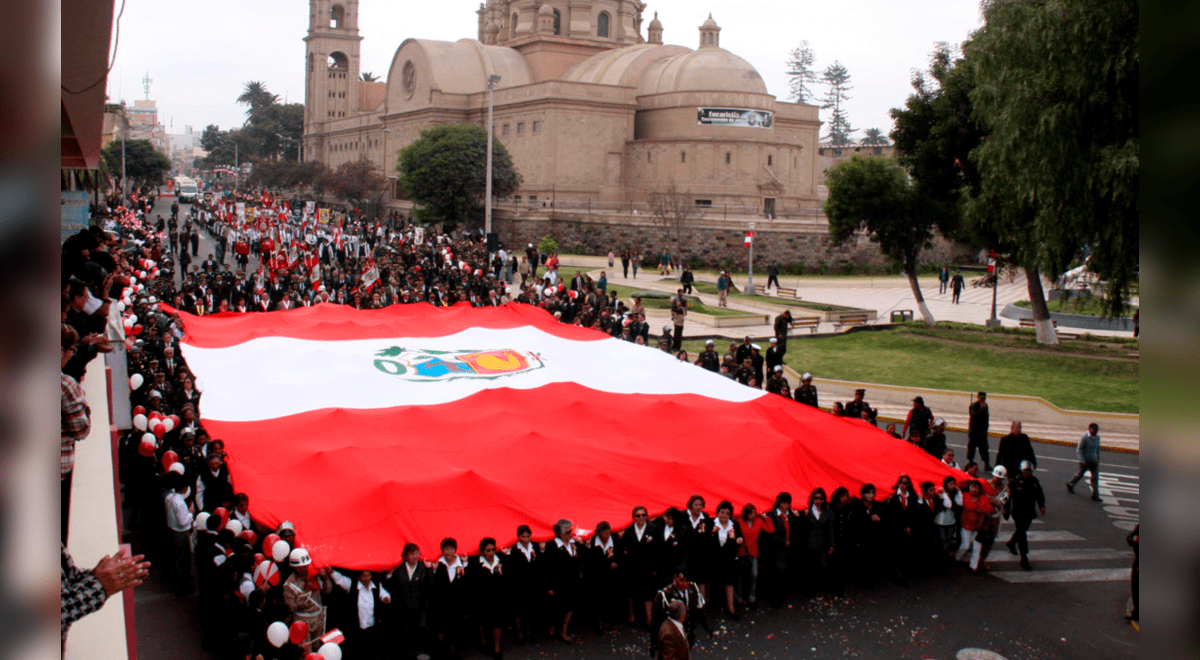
left=169, top=126, right=207, bottom=175
left=816, top=143, right=895, bottom=200
left=302, top=0, right=823, bottom=217
left=126, top=99, right=170, bottom=154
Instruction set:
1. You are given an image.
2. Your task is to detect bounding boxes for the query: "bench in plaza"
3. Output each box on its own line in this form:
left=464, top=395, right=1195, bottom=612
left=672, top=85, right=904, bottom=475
left=776, top=286, right=799, bottom=298
left=793, top=316, right=820, bottom=333
left=833, top=313, right=870, bottom=330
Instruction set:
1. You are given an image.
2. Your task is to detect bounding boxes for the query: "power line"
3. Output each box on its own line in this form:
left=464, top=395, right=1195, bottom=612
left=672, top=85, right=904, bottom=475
left=61, top=0, right=127, bottom=96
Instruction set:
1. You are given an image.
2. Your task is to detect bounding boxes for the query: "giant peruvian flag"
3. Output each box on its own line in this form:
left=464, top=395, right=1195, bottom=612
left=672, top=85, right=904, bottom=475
left=176, top=303, right=964, bottom=570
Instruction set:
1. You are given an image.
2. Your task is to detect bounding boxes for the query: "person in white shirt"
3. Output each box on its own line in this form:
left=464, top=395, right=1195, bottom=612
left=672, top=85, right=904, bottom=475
left=163, top=473, right=195, bottom=595
left=331, top=568, right=391, bottom=657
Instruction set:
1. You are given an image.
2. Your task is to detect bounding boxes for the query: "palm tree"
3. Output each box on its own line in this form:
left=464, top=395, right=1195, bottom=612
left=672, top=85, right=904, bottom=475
left=860, top=127, right=890, bottom=146
left=361, top=71, right=380, bottom=82
left=236, top=81, right=280, bottom=120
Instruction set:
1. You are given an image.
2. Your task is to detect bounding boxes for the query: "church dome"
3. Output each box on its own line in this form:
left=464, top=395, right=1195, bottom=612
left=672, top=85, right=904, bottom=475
left=636, top=47, right=768, bottom=97
left=700, top=13, right=719, bottom=29
left=648, top=12, right=662, bottom=30
left=538, top=3, right=554, bottom=16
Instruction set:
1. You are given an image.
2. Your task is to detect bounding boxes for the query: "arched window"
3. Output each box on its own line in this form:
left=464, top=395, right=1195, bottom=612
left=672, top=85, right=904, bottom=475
left=511, top=13, right=518, bottom=39
left=328, top=52, right=349, bottom=70
left=330, top=4, right=344, bottom=28
left=597, top=11, right=610, bottom=37
left=553, top=9, right=561, bottom=35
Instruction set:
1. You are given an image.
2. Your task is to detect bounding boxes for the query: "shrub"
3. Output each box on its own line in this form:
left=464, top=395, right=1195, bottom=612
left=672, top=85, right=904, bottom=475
left=537, top=235, right=559, bottom=254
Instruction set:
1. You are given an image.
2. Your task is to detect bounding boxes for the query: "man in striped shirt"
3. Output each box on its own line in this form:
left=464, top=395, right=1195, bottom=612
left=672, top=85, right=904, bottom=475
left=62, top=325, right=91, bottom=543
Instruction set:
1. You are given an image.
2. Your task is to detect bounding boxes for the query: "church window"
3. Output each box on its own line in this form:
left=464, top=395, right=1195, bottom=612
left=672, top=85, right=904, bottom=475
left=553, top=9, right=561, bottom=35
left=725, top=152, right=731, bottom=164
left=681, top=151, right=686, bottom=163
left=511, top=13, right=519, bottom=39
left=533, top=120, right=542, bottom=133
left=330, top=4, right=344, bottom=29
left=502, top=124, right=510, bottom=135
left=768, top=155, right=773, bottom=166
left=647, top=151, right=651, bottom=162
left=328, top=52, right=349, bottom=70
left=517, top=122, right=525, bottom=135
left=597, top=12, right=610, bottom=37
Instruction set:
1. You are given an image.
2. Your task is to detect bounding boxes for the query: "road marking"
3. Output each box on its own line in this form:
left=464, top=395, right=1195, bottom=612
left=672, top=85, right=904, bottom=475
left=989, top=548, right=1133, bottom=563
left=1024, top=530, right=1086, bottom=542
left=944, top=443, right=1139, bottom=472
left=999, top=519, right=1044, bottom=526
left=991, top=568, right=1129, bottom=583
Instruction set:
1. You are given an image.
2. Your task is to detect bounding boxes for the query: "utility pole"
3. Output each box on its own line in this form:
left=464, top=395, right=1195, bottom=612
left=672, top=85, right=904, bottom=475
left=485, top=74, right=501, bottom=254
left=217, top=136, right=239, bottom=194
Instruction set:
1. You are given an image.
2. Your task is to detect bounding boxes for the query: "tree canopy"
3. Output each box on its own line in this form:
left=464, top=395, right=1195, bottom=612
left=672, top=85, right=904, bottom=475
left=397, top=124, right=521, bottom=228
left=200, top=81, right=304, bottom=168
left=784, top=41, right=819, bottom=104
left=824, top=155, right=936, bottom=325
left=968, top=0, right=1138, bottom=316
left=821, top=62, right=855, bottom=146
left=102, top=139, right=171, bottom=187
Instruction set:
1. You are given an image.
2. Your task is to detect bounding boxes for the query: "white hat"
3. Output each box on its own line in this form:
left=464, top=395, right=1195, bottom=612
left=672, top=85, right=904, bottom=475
left=751, top=344, right=761, bottom=351
left=933, top=417, right=946, bottom=428
left=991, top=465, right=1008, bottom=479
left=774, top=365, right=783, bottom=372
left=705, top=339, right=714, bottom=346
left=770, top=337, right=777, bottom=343
left=288, top=548, right=312, bottom=567
left=802, top=372, right=812, bottom=380
left=663, top=325, right=672, bottom=333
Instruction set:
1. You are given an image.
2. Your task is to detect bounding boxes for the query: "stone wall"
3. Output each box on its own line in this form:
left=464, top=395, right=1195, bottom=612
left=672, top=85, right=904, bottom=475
left=493, top=209, right=954, bottom=271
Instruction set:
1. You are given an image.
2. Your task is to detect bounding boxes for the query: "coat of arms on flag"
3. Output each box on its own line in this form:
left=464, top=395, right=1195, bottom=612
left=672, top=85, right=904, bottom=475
left=373, top=347, right=544, bottom=382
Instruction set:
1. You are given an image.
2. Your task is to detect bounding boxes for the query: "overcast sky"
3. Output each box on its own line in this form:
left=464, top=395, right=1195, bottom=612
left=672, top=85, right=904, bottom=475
left=107, top=0, right=982, bottom=139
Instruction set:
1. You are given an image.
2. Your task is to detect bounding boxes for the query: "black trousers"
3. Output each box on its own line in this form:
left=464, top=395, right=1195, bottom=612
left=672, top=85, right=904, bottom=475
left=967, top=433, right=990, bottom=468
left=61, top=473, right=73, bottom=544
left=1008, top=515, right=1034, bottom=557
left=673, top=325, right=684, bottom=351
left=767, top=274, right=780, bottom=289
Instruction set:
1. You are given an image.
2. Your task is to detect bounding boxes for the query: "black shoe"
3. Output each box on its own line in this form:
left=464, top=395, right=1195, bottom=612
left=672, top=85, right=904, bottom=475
left=1006, top=541, right=1018, bottom=555
left=726, top=610, right=740, bottom=621
left=1065, top=482, right=1075, bottom=494
left=1091, top=495, right=1103, bottom=501
left=1020, top=558, right=1032, bottom=570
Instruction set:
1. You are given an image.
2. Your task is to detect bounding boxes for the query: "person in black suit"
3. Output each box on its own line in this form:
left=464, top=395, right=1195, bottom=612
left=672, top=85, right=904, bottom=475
left=885, top=475, right=918, bottom=585
left=386, top=543, right=431, bottom=660
left=760, top=492, right=801, bottom=608
left=653, top=508, right=685, bottom=591
left=848, top=483, right=889, bottom=587
left=708, top=501, right=744, bottom=619
left=679, top=495, right=713, bottom=605
left=502, top=525, right=541, bottom=645
left=584, top=521, right=623, bottom=634
left=543, top=519, right=583, bottom=644
left=801, top=488, right=835, bottom=596
left=468, top=538, right=507, bottom=660
left=430, top=537, right=468, bottom=656
left=621, top=506, right=658, bottom=628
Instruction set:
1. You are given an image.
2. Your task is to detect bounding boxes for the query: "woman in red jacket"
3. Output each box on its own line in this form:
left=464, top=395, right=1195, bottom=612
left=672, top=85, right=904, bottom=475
left=953, top=480, right=995, bottom=574
left=737, top=503, right=773, bottom=610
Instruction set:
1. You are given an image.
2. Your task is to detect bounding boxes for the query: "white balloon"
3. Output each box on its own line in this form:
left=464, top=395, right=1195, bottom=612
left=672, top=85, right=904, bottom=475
left=149, top=418, right=162, bottom=430
left=128, top=314, right=138, bottom=326
left=194, top=511, right=210, bottom=532
left=162, top=418, right=175, bottom=433
left=146, top=260, right=156, bottom=269
left=148, top=296, right=157, bottom=303
left=133, top=414, right=148, bottom=431
left=116, top=301, right=126, bottom=312
left=137, top=284, right=145, bottom=292
left=271, top=540, right=291, bottom=563
left=225, top=519, right=243, bottom=535
left=129, top=374, right=144, bottom=390
left=317, top=642, right=342, bottom=660
left=266, top=621, right=289, bottom=648
left=129, top=277, right=137, bottom=285
left=168, top=462, right=185, bottom=474
left=141, top=432, right=157, bottom=446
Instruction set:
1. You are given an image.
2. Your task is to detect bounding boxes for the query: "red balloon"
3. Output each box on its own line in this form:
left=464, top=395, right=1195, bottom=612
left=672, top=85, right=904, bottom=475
left=263, top=533, right=280, bottom=554
left=213, top=507, right=230, bottom=529
left=238, top=530, right=258, bottom=546
left=132, top=405, right=146, bottom=416
left=133, top=324, right=143, bottom=335
left=306, top=654, right=323, bottom=660
left=289, top=621, right=309, bottom=645
left=168, top=414, right=180, bottom=427
left=149, top=412, right=164, bottom=421
left=253, top=552, right=266, bottom=567
left=161, top=450, right=179, bottom=470
left=137, top=440, right=156, bottom=457
left=153, top=424, right=166, bottom=438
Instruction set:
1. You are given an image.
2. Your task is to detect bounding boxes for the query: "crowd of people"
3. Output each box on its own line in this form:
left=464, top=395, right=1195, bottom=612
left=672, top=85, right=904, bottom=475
left=61, top=187, right=1114, bottom=660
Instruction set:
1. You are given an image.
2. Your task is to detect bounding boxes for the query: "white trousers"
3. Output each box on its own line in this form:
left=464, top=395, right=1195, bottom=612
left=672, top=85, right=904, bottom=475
left=955, top=527, right=984, bottom=569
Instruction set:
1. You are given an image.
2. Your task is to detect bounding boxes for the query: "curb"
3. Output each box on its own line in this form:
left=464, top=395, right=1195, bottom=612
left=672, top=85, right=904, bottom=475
left=867, top=413, right=1139, bottom=455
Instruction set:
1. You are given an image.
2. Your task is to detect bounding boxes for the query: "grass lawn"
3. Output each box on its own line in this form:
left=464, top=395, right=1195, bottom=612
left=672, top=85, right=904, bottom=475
left=1014, top=298, right=1137, bottom=318
left=605, top=283, right=745, bottom=317
left=689, top=280, right=863, bottom=312
left=681, top=327, right=1139, bottom=413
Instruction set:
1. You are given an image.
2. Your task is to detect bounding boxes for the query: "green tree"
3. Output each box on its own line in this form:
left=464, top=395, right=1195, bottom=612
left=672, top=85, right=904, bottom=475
left=860, top=128, right=889, bottom=146
left=361, top=71, right=380, bottom=82
left=236, top=81, right=279, bottom=120
left=101, top=139, right=171, bottom=187
left=824, top=155, right=936, bottom=325
left=784, top=41, right=819, bottom=104
left=397, top=124, right=522, bottom=228
left=821, top=61, right=856, bottom=145
left=969, top=0, right=1138, bottom=324
left=323, top=158, right=388, bottom=217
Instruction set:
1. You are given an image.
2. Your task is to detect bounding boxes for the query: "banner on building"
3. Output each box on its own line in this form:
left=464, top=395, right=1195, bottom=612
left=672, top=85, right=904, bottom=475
left=697, top=107, right=773, bottom=129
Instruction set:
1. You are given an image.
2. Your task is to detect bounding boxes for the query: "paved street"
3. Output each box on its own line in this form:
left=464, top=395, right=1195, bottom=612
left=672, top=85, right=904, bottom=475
left=130, top=428, right=1138, bottom=660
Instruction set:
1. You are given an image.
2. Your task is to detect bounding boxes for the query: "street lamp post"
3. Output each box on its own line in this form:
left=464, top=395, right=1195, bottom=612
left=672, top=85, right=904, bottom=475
left=276, top=133, right=302, bottom=161
left=746, top=221, right=756, bottom=292
left=485, top=74, right=500, bottom=252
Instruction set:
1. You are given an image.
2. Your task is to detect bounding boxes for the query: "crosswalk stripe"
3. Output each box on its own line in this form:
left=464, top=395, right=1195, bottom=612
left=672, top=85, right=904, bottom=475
left=989, top=548, right=1133, bottom=563
left=991, top=568, right=1130, bottom=583
left=1024, top=530, right=1086, bottom=542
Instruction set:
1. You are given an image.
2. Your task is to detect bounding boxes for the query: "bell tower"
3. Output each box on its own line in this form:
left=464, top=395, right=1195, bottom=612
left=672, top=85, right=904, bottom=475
left=304, top=0, right=363, bottom=160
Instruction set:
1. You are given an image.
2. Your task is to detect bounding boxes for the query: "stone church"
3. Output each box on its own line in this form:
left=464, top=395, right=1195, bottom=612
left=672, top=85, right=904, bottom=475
left=302, top=0, right=824, bottom=219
